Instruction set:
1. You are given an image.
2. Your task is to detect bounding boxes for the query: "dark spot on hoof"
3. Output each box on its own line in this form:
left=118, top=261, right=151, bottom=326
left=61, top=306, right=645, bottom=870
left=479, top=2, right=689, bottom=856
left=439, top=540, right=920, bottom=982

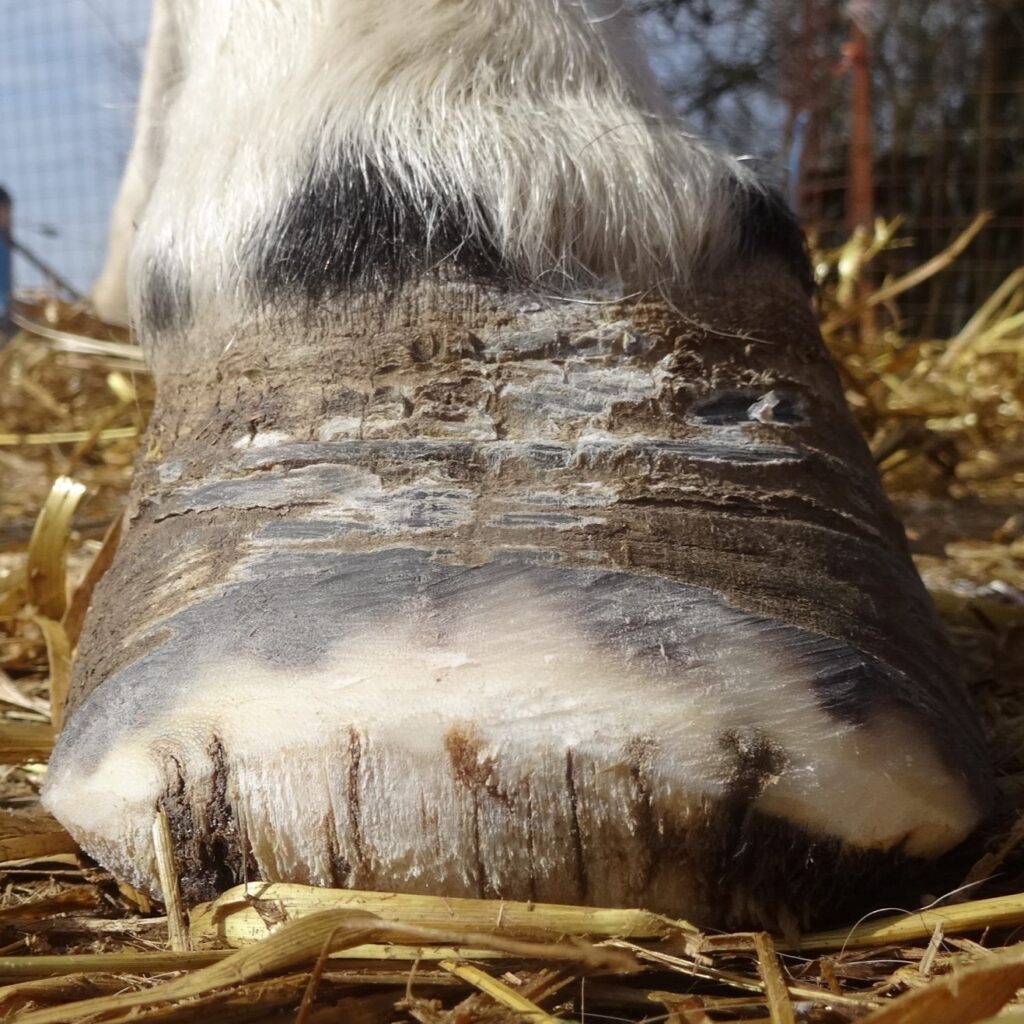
left=444, top=724, right=506, bottom=803
left=159, top=736, right=253, bottom=902
left=691, top=391, right=755, bottom=425
left=691, top=388, right=805, bottom=425
left=719, top=728, right=789, bottom=801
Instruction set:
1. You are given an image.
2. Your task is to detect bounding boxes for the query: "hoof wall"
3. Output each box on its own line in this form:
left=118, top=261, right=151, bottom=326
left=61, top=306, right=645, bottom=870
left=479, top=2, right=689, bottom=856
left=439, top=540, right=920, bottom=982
left=45, top=550, right=986, bottom=927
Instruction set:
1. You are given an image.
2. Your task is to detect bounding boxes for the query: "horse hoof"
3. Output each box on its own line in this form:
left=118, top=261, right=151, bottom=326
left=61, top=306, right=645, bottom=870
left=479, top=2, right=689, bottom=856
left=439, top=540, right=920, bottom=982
left=45, top=283, right=992, bottom=929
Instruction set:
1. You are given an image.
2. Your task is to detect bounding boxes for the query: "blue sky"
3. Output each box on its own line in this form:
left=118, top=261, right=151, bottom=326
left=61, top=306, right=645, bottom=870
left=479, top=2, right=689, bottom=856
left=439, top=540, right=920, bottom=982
left=0, top=0, right=150, bottom=293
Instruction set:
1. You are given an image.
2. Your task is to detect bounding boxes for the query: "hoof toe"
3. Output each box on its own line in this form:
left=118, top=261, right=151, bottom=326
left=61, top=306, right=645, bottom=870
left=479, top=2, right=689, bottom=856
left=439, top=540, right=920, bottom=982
left=45, top=549, right=987, bottom=926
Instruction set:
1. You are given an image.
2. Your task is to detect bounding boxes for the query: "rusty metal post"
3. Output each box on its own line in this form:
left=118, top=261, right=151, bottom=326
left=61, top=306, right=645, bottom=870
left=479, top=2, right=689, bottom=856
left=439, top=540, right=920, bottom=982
left=847, top=2, right=874, bottom=233
left=846, top=2, right=876, bottom=344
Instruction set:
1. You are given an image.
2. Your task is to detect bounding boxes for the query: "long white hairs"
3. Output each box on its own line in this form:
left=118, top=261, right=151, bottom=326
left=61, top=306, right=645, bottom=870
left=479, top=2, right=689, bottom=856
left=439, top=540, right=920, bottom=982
left=108, top=0, right=768, bottom=327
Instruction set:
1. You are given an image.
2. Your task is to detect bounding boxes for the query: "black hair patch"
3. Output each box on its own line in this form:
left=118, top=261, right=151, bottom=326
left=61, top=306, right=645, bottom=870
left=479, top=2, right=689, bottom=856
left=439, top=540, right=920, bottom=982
left=734, top=183, right=814, bottom=294
left=138, top=253, right=193, bottom=336
left=251, top=155, right=509, bottom=307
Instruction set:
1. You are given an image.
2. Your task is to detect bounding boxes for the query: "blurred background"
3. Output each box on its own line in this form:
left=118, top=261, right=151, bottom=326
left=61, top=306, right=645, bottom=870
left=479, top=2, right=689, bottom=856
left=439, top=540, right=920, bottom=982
left=643, top=0, right=1024, bottom=335
left=1, top=0, right=1021, bottom=336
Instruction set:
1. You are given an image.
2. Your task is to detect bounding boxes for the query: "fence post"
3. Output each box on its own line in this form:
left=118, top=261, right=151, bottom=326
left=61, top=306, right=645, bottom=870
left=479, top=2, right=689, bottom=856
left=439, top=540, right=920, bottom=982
left=0, top=186, right=12, bottom=342
left=847, top=2, right=874, bottom=234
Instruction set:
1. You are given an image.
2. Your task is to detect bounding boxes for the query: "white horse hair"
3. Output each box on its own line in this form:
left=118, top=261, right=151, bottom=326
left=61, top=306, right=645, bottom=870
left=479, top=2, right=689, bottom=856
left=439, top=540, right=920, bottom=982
left=93, top=0, right=787, bottom=331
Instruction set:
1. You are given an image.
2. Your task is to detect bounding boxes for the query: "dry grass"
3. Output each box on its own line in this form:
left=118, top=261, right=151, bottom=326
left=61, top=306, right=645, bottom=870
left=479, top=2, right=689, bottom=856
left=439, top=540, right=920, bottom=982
left=0, top=222, right=1023, bottom=1022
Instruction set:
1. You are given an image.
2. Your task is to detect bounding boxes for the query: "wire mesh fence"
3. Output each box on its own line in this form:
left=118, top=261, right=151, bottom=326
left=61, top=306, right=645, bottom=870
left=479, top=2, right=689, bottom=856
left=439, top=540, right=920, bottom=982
left=0, top=0, right=150, bottom=298
left=787, top=0, right=1024, bottom=336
